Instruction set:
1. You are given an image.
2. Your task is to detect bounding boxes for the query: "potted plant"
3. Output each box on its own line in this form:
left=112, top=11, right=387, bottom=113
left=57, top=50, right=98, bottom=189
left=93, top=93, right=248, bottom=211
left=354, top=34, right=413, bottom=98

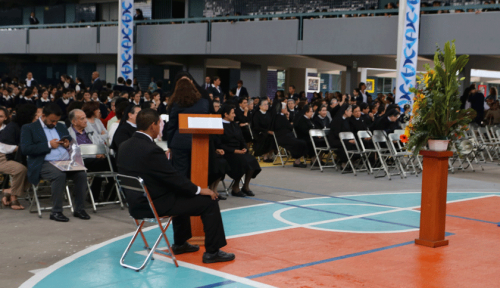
left=401, top=41, right=476, bottom=154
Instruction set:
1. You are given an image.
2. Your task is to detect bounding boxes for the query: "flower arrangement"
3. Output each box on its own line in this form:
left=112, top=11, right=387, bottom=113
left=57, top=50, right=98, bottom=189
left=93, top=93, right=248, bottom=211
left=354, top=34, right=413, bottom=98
left=404, top=41, right=476, bottom=154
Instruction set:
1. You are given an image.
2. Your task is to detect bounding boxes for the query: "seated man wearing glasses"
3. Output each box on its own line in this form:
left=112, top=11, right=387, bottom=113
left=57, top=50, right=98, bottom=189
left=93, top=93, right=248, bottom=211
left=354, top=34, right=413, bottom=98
left=117, top=108, right=235, bottom=264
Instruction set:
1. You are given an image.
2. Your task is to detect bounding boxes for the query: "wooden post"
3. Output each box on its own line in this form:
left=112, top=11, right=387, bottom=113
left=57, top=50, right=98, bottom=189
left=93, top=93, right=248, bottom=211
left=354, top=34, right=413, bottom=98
left=178, top=114, right=224, bottom=246
left=415, top=150, right=453, bottom=248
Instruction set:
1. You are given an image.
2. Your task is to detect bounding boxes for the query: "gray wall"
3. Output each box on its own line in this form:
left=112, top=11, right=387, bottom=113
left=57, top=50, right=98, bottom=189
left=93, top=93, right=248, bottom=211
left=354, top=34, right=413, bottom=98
left=211, top=20, right=299, bottom=54
left=0, top=30, right=27, bottom=53
left=303, top=17, right=398, bottom=55
left=240, top=63, right=268, bottom=97
left=1, top=13, right=500, bottom=56
left=29, top=27, right=97, bottom=54
left=136, top=23, right=208, bottom=55
left=419, top=13, right=500, bottom=55
left=100, top=26, right=118, bottom=54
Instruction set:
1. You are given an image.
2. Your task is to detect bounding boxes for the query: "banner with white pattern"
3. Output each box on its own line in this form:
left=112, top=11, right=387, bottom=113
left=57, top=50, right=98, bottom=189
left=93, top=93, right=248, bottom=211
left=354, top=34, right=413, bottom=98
left=117, top=0, right=134, bottom=85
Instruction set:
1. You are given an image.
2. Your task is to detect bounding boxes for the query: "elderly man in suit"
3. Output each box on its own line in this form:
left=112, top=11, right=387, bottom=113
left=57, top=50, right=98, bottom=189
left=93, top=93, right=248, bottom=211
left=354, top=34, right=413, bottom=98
left=90, top=71, right=103, bottom=92
left=21, top=103, right=90, bottom=222
left=117, top=108, right=235, bottom=264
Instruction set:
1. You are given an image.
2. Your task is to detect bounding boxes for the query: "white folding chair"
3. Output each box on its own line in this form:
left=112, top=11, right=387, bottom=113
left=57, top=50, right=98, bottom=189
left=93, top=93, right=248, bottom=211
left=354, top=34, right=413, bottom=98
left=371, top=132, right=397, bottom=180
left=357, top=130, right=380, bottom=174
left=117, top=174, right=178, bottom=272
left=80, top=144, right=124, bottom=212
left=339, top=132, right=369, bottom=176
left=29, top=180, right=73, bottom=218
left=387, top=133, right=418, bottom=178
left=155, top=140, right=169, bottom=151
left=272, top=133, right=291, bottom=167
left=309, top=129, right=337, bottom=172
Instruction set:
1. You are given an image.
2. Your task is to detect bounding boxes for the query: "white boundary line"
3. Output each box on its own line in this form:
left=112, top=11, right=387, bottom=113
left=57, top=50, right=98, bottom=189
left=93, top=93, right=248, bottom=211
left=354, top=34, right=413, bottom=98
left=19, top=192, right=499, bottom=288
left=136, top=250, right=277, bottom=288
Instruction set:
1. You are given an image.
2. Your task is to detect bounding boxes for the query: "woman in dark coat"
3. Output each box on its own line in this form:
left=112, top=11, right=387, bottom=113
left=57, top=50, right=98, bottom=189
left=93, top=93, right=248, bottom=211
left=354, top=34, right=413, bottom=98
left=218, top=105, right=261, bottom=197
left=234, top=97, right=252, bottom=144
left=328, top=104, right=356, bottom=168
left=166, top=78, right=210, bottom=178
left=252, top=98, right=274, bottom=162
left=294, top=105, right=324, bottom=164
left=312, top=104, right=331, bottom=129
left=273, top=106, right=308, bottom=168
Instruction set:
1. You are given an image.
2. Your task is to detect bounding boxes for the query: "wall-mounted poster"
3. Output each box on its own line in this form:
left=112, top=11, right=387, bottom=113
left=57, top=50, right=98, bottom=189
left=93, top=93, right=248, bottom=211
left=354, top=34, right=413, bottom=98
left=307, top=77, right=320, bottom=92
left=366, top=79, right=375, bottom=93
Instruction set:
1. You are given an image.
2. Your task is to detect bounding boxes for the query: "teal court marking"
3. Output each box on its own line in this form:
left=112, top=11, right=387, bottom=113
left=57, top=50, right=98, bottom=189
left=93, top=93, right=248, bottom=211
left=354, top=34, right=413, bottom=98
left=22, top=192, right=500, bottom=288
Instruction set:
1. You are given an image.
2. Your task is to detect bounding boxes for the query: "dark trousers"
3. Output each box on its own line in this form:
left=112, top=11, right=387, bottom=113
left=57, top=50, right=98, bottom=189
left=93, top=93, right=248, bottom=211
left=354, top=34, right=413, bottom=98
left=83, top=157, right=116, bottom=201
left=171, top=149, right=191, bottom=179
left=159, top=195, right=227, bottom=253
left=40, top=161, right=87, bottom=213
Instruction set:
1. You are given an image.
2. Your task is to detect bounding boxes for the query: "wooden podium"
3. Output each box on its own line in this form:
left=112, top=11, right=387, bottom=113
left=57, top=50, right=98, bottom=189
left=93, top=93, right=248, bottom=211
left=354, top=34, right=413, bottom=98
left=179, top=113, right=224, bottom=246
left=415, top=150, right=453, bottom=248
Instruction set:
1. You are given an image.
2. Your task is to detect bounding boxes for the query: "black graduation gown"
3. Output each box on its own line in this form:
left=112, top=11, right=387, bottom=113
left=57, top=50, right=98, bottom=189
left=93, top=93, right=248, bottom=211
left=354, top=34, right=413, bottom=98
left=350, top=116, right=374, bottom=150
left=208, top=135, right=231, bottom=185
left=328, top=105, right=341, bottom=119
left=361, top=113, right=373, bottom=128
left=287, top=109, right=297, bottom=124
left=274, top=114, right=307, bottom=159
left=312, top=114, right=331, bottom=129
left=252, top=110, right=274, bottom=156
left=328, top=106, right=356, bottom=163
left=218, top=122, right=261, bottom=179
left=295, top=115, right=323, bottom=157
left=371, top=116, right=396, bottom=134
left=234, top=107, right=252, bottom=143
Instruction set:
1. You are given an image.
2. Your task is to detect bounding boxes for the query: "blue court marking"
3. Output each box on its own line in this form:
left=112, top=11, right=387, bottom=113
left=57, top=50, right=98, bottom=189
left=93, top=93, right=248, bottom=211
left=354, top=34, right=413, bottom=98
left=446, top=214, right=500, bottom=224
left=25, top=193, right=498, bottom=288
left=250, top=196, right=420, bottom=229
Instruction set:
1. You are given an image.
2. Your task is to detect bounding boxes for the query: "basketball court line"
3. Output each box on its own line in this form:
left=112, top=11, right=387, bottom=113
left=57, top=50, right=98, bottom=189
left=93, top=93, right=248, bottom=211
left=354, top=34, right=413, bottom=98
left=21, top=192, right=500, bottom=288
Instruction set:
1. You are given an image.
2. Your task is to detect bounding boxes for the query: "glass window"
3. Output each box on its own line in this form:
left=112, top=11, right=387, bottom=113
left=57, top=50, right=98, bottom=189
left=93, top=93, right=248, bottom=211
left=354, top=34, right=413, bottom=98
left=277, top=70, right=286, bottom=90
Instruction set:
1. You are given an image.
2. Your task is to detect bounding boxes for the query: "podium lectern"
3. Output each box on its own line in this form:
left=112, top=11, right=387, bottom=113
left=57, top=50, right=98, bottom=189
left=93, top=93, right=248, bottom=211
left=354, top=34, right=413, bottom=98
left=179, top=114, right=224, bottom=246
left=415, top=150, right=453, bottom=248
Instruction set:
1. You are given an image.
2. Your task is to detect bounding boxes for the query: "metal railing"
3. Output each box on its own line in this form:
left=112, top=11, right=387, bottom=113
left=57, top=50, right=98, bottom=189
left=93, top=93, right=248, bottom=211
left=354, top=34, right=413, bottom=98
left=0, top=4, right=499, bottom=42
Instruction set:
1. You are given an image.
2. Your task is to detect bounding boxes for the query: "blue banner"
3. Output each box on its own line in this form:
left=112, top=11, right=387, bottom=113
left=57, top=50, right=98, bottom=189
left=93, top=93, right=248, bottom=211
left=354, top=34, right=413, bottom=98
left=396, top=0, right=421, bottom=109
left=118, top=0, right=134, bottom=84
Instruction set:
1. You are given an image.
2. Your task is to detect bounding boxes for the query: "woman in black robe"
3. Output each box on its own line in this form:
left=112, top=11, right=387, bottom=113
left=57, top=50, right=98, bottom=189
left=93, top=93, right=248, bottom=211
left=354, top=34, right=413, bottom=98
left=328, top=104, right=356, bottom=168
left=218, top=105, right=261, bottom=197
left=312, top=104, right=331, bottom=129
left=294, top=105, right=324, bottom=164
left=252, top=98, right=274, bottom=162
left=234, top=96, right=252, bottom=144
left=273, top=106, right=308, bottom=168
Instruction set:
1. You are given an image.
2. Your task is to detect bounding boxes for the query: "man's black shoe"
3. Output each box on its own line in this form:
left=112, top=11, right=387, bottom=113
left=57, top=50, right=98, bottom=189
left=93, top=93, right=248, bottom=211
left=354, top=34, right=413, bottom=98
left=50, top=212, right=69, bottom=222
left=231, top=190, right=246, bottom=197
left=73, top=210, right=91, bottom=220
left=202, top=250, right=235, bottom=264
left=241, top=188, right=255, bottom=197
left=263, top=159, right=273, bottom=163
left=293, top=163, right=307, bottom=168
left=172, top=242, right=200, bottom=255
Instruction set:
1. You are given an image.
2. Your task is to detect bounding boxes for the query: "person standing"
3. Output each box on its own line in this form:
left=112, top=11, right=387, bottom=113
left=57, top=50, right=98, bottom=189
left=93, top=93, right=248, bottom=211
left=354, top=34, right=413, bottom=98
left=29, top=12, right=39, bottom=25
left=90, top=71, right=103, bottom=92
left=209, top=76, right=224, bottom=103
left=166, top=78, right=210, bottom=178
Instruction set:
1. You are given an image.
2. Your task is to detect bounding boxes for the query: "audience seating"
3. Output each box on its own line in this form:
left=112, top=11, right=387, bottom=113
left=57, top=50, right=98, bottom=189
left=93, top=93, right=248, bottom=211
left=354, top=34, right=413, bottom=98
left=273, top=133, right=291, bottom=167
left=29, top=181, right=73, bottom=218
left=117, top=174, right=178, bottom=272
left=80, top=144, right=124, bottom=212
left=309, top=129, right=337, bottom=172
left=339, top=132, right=369, bottom=176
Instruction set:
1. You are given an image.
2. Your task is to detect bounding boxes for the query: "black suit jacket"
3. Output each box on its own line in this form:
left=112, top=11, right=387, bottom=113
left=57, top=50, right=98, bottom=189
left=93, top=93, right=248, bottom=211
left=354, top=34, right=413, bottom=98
left=111, top=122, right=137, bottom=152
left=20, top=120, right=72, bottom=184
left=117, top=133, right=198, bottom=219
left=90, top=78, right=104, bottom=92
left=208, top=86, right=224, bottom=103
left=29, top=17, right=39, bottom=25
left=235, top=87, right=249, bottom=98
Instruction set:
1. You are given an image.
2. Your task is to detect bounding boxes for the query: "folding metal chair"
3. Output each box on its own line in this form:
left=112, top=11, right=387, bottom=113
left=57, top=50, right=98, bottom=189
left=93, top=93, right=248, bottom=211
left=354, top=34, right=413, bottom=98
left=476, top=127, right=496, bottom=161
left=357, top=130, right=380, bottom=174
left=29, top=181, right=74, bottom=218
left=80, top=144, right=124, bottom=212
left=371, top=132, right=397, bottom=180
left=309, top=129, right=337, bottom=172
left=339, top=132, right=369, bottom=176
left=387, top=133, right=418, bottom=177
left=272, top=133, right=291, bottom=167
left=117, top=174, right=178, bottom=272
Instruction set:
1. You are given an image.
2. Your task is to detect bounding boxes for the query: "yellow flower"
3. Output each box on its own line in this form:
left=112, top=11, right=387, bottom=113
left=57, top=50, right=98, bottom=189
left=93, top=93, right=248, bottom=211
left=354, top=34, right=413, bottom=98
left=404, top=126, right=411, bottom=138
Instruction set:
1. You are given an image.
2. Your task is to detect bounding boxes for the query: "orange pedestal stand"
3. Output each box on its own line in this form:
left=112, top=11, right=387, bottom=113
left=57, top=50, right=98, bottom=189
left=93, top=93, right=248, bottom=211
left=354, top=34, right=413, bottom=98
left=415, top=150, right=453, bottom=248
left=179, top=114, right=223, bottom=246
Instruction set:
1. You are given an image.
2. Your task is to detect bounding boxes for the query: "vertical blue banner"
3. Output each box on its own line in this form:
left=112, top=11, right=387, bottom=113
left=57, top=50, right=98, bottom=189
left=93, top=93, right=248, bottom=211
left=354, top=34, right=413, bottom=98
left=395, top=0, right=421, bottom=109
left=118, top=0, right=134, bottom=85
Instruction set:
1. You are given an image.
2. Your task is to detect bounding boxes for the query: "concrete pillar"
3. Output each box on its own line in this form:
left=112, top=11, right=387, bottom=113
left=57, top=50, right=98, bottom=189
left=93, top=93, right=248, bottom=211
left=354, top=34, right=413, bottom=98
left=96, top=64, right=107, bottom=83
left=461, top=65, right=471, bottom=94
left=186, top=61, right=206, bottom=85
left=344, top=66, right=358, bottom=95
left=241, top=63, right=268, bottom=98
left=286, top=68, right=306, bottom=93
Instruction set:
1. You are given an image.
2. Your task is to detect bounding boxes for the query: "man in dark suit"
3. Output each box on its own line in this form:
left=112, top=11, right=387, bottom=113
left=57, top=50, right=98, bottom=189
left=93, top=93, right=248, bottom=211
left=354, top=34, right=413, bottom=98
left=25, top=72, right=38, bottom=89
left=371, top=109, right=400, bottom=134
left=20, top=104, right=90, bottom=222
left=113, top=77, right=126, bottom=92
left=29, top=12, right=39, bottom=25
left=209, top=76, right=224, bottom=103
left=288, top=85, right=299, bottom=100
left=202, top=76, right=211, bottom=90
left=90, top=71, right=103, bottom=93
left=111, top=105, right=141, bottom=152
left=234, top=80, right=248, bottom=98
left=117, top=108, right=235, bottom=263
